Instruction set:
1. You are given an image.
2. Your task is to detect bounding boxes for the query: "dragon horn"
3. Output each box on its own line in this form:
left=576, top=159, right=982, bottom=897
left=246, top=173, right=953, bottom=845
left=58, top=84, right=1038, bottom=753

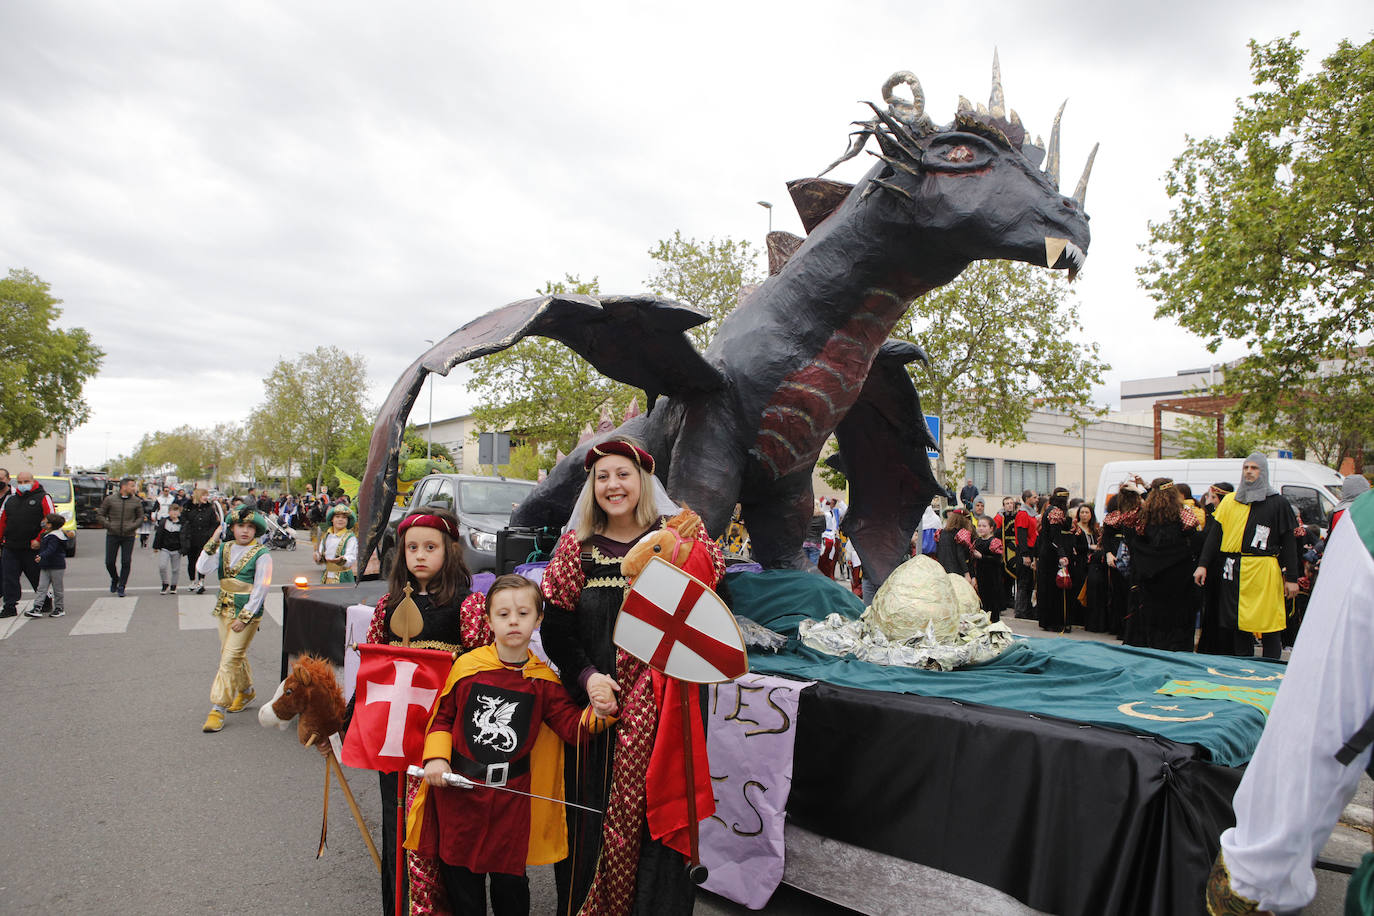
left=882, top=71, right=925, bottom=122
left=1073, top=142, right=1100, bottom=207
left=1044, top=99, right=1066, bottom=190
left=989, top=49, right=1005, bottom=119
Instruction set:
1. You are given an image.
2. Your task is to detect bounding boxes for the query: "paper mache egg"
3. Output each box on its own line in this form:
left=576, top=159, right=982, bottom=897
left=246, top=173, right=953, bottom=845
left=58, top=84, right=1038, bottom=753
left=868, top=555, right=960, bottom=641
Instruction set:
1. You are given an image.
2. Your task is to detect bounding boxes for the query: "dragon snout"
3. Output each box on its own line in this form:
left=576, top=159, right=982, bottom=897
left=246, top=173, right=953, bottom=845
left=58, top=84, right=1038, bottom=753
left=1044, top=237, right=1087, bottom=282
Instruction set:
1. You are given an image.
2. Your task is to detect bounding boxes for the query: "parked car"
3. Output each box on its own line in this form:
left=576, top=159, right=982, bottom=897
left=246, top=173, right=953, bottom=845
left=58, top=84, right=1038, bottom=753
left=34, top=475, right=79, bottom=556
left=379, top=474, right=538, bottom=575
left=71, top=473, right=110, bottom=528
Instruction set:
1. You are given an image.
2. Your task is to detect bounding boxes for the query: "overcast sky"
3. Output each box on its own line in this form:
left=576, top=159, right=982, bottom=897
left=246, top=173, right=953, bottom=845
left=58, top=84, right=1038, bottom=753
left=2, top=1, right=1370, bottom=469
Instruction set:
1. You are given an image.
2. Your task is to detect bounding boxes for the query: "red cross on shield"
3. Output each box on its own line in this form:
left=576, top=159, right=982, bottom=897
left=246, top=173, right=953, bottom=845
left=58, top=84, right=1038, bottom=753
left=615, top=556, right=749, bottom=683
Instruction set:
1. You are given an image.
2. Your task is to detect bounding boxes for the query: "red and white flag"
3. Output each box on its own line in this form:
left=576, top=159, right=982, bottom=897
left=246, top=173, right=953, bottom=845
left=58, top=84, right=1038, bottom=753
left=615, top=556, right=748, bottom=683
left=341, top=644, right=453, bottom=773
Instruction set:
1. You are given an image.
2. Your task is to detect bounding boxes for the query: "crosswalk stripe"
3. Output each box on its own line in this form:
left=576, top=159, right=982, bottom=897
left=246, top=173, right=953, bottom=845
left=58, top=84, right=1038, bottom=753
left=178, top=594, right=219, bottom=630
left=0, top=615, right=30, bottom=640
left=70, top=596, right=138, bottom=636
left=264, top=595, right=282, bottom=626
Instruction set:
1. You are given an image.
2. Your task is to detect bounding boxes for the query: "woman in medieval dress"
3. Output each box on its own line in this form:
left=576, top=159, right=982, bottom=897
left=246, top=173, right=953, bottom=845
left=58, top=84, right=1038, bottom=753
left=539, top=437, right=723, bottom=916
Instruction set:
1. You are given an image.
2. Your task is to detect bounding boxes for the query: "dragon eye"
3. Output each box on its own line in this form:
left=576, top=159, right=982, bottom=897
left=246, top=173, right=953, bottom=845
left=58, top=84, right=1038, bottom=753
left=946, top=146, right=974, bottom=163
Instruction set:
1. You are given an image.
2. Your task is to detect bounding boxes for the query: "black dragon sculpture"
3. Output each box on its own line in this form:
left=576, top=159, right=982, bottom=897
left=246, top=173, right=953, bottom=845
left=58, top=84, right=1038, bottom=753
left=358, top=56, right=1097, bottom=593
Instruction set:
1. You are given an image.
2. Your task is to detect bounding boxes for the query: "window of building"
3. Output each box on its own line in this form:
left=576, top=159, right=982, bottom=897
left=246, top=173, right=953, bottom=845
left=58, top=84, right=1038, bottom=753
left=966, top=457, right=993, bottom=494
left=1004, top=460, right=1055, bottom=496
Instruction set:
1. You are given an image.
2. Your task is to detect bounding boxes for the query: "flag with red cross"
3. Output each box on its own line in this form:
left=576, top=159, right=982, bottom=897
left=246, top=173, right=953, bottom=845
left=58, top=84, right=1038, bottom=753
left=615, top=556, right=748, bottom=683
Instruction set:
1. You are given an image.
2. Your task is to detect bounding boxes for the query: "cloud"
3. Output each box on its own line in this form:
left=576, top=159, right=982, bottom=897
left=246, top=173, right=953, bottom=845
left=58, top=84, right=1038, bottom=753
left=1, top=0, right=1368, bottom=468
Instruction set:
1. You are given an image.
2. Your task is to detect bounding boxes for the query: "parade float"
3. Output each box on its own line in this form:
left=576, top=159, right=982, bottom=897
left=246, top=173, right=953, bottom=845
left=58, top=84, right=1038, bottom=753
left=273, top=58, right=1277, bottom=916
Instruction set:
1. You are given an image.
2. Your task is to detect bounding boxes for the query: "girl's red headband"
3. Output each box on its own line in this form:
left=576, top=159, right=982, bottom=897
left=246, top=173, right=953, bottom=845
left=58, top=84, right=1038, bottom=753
left=584, top=440, right=655, bottom=475
left=398, top=513, right=459, bottom=540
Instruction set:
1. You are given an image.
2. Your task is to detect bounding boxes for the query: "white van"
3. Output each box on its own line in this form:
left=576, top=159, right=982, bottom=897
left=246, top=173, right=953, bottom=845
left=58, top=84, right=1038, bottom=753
left=1094, top=458, right=1345, bottom=530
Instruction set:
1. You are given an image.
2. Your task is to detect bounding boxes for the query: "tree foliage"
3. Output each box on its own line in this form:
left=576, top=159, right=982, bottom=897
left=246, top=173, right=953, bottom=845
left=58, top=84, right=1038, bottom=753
left=0, top=269, right=104, bottom=451
left=893, top=260, right=1109, bottom=483
left=1140, top=34, right=1374, bottom=465
left=468, top=275, right=639, bottom=455
left=1175, top=414, right=1271, bottom=460
left=645, top=231, right=763, bottom=349
left=245, top=346, right=369, bottom=491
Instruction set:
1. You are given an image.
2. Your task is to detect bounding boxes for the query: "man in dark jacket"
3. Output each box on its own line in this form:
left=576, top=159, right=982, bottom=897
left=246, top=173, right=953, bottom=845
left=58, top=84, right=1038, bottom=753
left=0, top=471, right=56, bottom=617
left=97, top=477, right=144, bottom=597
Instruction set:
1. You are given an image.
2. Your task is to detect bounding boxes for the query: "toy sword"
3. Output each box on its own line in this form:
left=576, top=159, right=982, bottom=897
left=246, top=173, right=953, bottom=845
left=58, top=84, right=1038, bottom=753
left=405, top=765, right=603, bottom=814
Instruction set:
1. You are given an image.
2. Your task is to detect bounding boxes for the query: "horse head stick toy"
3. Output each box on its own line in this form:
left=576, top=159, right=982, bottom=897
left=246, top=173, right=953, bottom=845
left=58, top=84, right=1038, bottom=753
left=260, top=655, right=380, bottom=870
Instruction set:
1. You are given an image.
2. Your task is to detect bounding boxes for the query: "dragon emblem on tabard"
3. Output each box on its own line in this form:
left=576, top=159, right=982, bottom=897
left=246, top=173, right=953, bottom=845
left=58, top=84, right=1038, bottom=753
left=358, top=53, right=1097, bottom=595
left=471, top=694, right=520, bottom=754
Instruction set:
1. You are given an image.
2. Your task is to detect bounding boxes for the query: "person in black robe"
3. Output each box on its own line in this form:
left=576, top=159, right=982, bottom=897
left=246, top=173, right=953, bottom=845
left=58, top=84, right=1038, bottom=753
left=995, top=497, right=1020, bottom=614
left=1036, top=488, right=1078, bottom=633
left=971, top=515, right=1006, bottom=621
left=935, top=509, right=974, bottom=582
left=1074, top=504, right=1109, bottom=632
left=1102, top=484, right=1143, bottom=640
left=1123, top=479, right=1201, bottom=652
left=1193, top=482, right=1235, bottom=655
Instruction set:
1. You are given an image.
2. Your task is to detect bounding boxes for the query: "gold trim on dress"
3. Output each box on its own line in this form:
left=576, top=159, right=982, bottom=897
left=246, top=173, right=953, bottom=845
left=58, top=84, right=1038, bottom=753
left=585, top=575, right=629, bottom=590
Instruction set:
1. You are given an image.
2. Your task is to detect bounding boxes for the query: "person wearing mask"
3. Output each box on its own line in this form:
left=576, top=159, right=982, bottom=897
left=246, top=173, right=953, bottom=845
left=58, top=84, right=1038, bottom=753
left=97, top=477, right=144, bottom=597
left=1195, top=454, right=1300, bottom=660
left=0, top=471, right=56, bottom=618
left=996, top=497, right=1021, bottom=615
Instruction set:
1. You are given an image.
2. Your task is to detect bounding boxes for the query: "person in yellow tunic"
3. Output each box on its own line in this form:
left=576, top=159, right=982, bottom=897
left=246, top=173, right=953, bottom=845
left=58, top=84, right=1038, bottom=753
left=196, top=507, right=273, bottom=732
left=1194, top=453, right=1299, bottom=659
left=313, top=503, right=358, bottom=584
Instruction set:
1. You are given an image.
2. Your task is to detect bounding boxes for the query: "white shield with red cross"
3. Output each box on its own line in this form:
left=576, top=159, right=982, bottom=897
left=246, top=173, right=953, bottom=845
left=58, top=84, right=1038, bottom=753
left=614, top=556, right=749, bottom=683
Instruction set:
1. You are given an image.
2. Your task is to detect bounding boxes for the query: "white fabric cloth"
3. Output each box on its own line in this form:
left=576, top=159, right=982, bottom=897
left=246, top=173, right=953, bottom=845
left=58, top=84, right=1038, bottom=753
left=196, top=542, right=273, bottom=616
left=1219, top=515, right=1374, bottom=911
left=155, top=493, right=176, bottom=520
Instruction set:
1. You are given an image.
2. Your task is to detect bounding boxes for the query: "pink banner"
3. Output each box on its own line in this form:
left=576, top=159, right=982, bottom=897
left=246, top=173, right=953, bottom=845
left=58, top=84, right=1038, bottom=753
left=700, top=672, right=812, bottom=909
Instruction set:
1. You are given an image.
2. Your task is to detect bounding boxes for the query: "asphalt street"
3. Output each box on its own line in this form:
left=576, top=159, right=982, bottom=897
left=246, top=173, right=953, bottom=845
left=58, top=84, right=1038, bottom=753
left=0, top=530, right=1363, bottom=914
left=0, top=531, right=850, bottom=915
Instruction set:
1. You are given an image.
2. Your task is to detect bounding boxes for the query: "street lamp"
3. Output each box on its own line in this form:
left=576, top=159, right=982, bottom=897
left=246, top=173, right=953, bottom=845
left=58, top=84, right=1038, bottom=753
left=423, top=339, right=435, bottom=460
left=757, top=200, right=773, bottom=233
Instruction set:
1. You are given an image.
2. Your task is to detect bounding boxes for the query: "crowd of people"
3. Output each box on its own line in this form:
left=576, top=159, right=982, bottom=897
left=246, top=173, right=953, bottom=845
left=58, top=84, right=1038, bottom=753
left=914, top=456, right=1370, bottom=658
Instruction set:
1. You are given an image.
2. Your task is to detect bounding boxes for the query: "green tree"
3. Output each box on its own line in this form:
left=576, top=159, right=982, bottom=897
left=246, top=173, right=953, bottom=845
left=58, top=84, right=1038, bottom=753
left=246, top=347, right=369, bottom=492
left=1175, top=415, right=1271, bottom=459
left=0, top=269, right=104, bottom=450
left=893, top=260, right=1109, bottom=484
left=1140, top=35, right=1374, bottom=466
left=468, top=275, right=640, bottom=455
left=645, top=231, right=763, bottom=348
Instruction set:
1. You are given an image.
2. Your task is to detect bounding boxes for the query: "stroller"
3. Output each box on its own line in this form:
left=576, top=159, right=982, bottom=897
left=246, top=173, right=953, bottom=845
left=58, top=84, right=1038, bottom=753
left=264, top=514, right=298, bottom=551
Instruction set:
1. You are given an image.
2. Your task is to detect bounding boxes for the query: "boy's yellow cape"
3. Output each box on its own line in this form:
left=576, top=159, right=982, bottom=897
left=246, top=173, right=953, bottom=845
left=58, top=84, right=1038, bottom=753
left=404, top=644, right=601, bottom=865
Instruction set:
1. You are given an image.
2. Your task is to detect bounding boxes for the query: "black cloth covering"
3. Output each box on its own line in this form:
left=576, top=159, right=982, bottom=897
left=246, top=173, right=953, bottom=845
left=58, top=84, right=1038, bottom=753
left=280, top=581, right=387, bottom=678
left=788, top=682, right=1240, bottom=916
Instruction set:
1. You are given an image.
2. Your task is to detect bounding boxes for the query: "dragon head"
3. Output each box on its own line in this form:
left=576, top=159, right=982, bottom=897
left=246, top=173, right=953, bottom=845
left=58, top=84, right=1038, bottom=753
left=818, top=52, right=1096, bottom=280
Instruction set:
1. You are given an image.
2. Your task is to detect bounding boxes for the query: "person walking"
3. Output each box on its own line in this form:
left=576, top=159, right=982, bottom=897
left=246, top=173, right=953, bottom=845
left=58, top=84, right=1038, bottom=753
left=181, top=488, right=223, bottom=594
left=25, top=513, right=68, bottom=618
left=97, top=477, right=144, bottom=597
left=0, top=471, right=56, bottom=618
left=153, top=502, right=185, bottom=594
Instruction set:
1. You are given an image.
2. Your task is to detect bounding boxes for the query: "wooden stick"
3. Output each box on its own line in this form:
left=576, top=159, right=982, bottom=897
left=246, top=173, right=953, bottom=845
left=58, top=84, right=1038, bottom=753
left=325, top=746, right=382, bottom=872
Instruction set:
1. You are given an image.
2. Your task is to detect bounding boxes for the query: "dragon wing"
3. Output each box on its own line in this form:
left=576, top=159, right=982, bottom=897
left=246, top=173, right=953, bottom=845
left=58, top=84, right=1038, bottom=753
left=358, top=294, right=726, bottom=574
left=830, top=339, right=943, bottom=592
left=494, top=700, right=520, bottom=728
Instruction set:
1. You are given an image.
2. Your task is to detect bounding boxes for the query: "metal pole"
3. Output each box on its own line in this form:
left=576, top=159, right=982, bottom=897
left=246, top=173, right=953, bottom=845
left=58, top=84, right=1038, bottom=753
left=757, top=200, right=773, bottom=233
left=1081, top=415, right=1087, bottom=501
